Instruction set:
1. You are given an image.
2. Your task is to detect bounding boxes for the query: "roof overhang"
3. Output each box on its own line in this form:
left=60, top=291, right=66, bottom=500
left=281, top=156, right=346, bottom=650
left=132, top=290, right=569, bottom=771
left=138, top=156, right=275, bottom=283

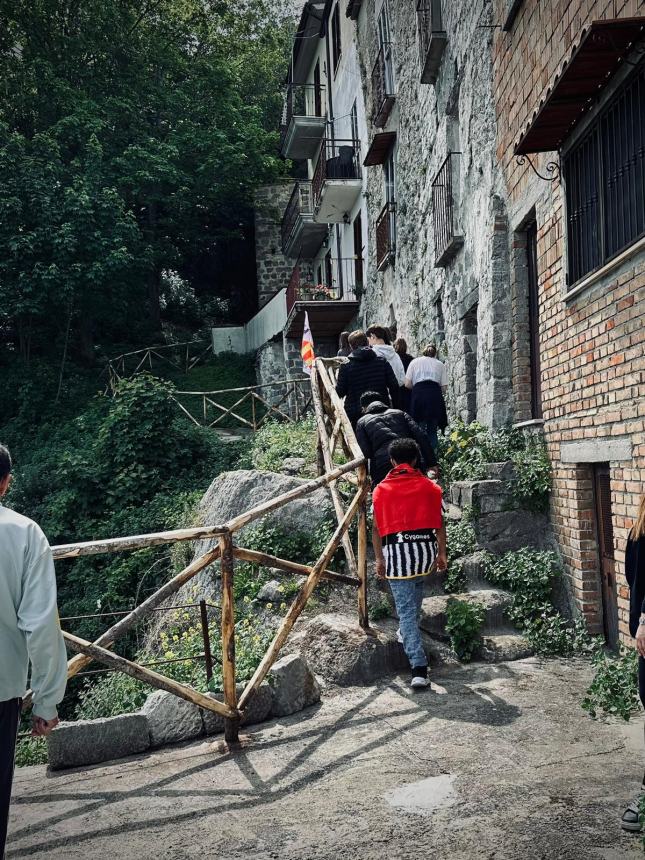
left=515, top=17, right=645, bottom=155
left=363, top=132, right=397, bottom=166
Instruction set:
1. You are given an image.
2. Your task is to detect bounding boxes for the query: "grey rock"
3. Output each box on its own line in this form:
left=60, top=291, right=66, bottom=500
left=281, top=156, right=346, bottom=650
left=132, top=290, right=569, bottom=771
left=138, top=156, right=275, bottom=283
left=257, top=579, right=284, bottom=603
left=474, top=510, right=550, bottom=553
left=281, top=457, right=308, bottom=476
left=202, top=682, right=273, bottom=735
left=485, top=461, right=517, bottom=482
left=142, top=690, right=204, bottom=747
left=291, top=613, right=409, bottom=686
left=269, top=653, right=321, bottom=716
left=419, top=589, right=513, bottom=640
left=47, top=714, right=149, bottom=770
left=480, top=633, right=533, bottom=663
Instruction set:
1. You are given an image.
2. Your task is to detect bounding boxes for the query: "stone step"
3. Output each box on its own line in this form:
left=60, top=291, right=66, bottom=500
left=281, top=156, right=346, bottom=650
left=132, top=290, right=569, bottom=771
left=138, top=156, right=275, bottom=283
left=419, top=588, right=513, bottom=641
left=479, top=632, right=533, bottom=663
left=485, top=461, right=516, bottom=482
left=424, top=551, right=491, bottom=595
left=450, top=479, right=512, bottom=514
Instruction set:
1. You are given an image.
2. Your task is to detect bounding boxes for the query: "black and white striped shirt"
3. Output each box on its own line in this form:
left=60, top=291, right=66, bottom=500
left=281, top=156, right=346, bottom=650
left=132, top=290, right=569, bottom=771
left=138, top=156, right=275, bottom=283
left=382, top=529, right=438, bottom=580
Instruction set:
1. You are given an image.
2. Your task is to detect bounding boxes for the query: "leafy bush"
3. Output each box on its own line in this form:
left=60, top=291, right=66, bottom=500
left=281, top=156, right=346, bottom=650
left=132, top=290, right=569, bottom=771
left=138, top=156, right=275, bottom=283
left=76, top=673, right=150, bottom=720
left=443, top=510, right=476, bottom=594
left=511, top=441, right=552, bottom=513
left=445, top=599, right=485, bottom=662
left=15, top=737, right=48, bottom=768
left=582, top=646, right=639, bottom=721
left=250, top=417, right=317, bottom=474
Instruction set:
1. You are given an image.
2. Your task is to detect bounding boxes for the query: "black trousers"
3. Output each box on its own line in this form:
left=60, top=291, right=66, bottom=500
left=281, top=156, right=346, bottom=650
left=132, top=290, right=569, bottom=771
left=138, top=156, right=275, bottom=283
left=639, top=657, right=645, bottom=710
left=0, top=699, right=20, bottom=859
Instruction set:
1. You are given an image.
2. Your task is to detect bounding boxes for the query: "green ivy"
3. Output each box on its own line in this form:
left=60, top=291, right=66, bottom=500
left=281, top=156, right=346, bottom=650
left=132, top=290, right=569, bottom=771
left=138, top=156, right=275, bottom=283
left=582, top=646, right=639, bottom=721
left=250, top=417, right=317, bottom=474
left=445, top=599, right=485, bottom=662
left=510, top=441, right=552, bottom=513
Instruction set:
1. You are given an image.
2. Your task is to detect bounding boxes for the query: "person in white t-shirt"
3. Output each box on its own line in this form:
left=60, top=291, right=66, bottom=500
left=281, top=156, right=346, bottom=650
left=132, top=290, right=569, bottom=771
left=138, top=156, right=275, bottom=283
left=404, top=344, right=448, bottom=451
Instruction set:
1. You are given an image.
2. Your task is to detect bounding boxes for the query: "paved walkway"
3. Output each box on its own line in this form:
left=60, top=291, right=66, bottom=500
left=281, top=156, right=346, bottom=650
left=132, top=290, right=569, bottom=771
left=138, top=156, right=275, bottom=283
left=8, top=658, right=644, bottom=859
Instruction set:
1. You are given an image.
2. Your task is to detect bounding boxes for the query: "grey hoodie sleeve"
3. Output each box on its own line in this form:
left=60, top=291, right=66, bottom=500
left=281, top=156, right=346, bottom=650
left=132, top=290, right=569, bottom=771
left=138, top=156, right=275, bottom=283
left=18, top=527, right=68, bottom=720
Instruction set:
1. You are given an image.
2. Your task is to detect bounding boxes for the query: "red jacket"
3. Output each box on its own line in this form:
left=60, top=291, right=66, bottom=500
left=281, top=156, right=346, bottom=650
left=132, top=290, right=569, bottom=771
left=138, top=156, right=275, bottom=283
left=373, top=464, right=443, bottom=537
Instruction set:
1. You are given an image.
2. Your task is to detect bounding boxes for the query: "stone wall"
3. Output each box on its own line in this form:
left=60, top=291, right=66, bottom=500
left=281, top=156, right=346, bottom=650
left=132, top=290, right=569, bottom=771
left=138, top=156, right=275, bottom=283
left=255, top=183, right=295, bottom=309
left=353, top=0, right=513, bottom=426
left=492, top=0, right=645, bottom=641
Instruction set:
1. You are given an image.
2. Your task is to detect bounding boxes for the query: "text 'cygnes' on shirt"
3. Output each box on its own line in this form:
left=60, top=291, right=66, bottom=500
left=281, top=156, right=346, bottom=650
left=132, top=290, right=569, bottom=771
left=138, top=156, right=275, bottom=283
left=0, top=504, right=67, bottom=719
left=405, top=356, right=448, bottom=388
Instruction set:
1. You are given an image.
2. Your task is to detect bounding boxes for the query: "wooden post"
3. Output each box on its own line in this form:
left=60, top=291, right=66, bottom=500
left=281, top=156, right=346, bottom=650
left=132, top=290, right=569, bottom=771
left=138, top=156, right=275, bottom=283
left=251, top=393, right=257, bottom=431
left=357, top=465, right=369, bottom=629
left=199, top=599, right=214, bottom=682
left=219, top=531, right=239, bottom=743
left=63, top=633, right=236, bottom=718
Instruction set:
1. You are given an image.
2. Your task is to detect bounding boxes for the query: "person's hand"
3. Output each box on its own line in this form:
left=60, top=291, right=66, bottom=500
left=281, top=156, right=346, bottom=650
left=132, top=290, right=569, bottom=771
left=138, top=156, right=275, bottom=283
left=375, top=558, right=386, bottom=580
left=636, top=626, right=645, bottom=658
left=436, top=552, right=448, bottom=573
left=31, top=715, right=59, bottom=737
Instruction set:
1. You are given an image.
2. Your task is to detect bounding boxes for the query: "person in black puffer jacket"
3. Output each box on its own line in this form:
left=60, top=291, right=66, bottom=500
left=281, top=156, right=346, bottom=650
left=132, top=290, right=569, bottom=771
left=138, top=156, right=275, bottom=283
left=335, top=330, right=399, bottom=427
left=355, top=392, right=437, bottom=486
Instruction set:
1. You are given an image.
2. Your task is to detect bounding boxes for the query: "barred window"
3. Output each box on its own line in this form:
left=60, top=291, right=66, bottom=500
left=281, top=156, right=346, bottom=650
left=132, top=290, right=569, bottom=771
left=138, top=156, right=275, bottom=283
left=564, top=59, right=645, bottom=285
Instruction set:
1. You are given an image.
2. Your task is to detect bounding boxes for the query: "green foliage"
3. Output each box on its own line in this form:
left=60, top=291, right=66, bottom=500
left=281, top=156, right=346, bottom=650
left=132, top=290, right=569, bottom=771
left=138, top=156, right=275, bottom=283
left=76, top=673, right=150, bottom=721
left=582, top=646, right=640, bottom=721
left=15, top=737, right=48, bottom=768
left=510, top=441, right=552, bottom=513
left=445, top=599, right=485, bottom=662
left=369, top=596, right=392, bottom=621
left=443, top=510, right=476, bottom=594
left=250, top=417, right=317, bottom=474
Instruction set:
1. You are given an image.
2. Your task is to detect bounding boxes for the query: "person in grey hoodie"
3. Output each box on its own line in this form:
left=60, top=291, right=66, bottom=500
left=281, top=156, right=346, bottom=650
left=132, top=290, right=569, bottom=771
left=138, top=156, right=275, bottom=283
left=0, top=444, right=67, bottom=855
left=366, top=326, right=406, bottom=389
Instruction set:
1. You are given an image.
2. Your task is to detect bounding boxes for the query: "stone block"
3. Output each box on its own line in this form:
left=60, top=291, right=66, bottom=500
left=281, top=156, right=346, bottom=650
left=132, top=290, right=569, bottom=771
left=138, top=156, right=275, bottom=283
left=142, top=690, right=204, bottom=747
left=480, top=633, right=533, bottom=663
left=474, top=510, right=550, bottom=554
left=485, top=461, right=516, bottom=482
left=202, top=682, right=273, bottom=735
left=47, top=713, right=150, bottom=770
left=269, top=653, right=321, bottom=716
left=420, top=589, right=512, bottom=640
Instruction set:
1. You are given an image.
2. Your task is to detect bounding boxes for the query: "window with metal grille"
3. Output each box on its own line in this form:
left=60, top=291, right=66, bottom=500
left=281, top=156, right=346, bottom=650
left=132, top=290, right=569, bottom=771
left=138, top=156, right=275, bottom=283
left=331, top=4, right=342, bottom=72
left=564, top=59, right=645, bottom=285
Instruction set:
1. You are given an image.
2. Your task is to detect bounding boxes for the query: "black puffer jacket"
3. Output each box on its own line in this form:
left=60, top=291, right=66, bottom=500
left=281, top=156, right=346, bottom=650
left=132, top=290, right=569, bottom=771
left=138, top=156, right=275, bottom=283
left=356, top=401, right=437, bottom=484
left=626, top=534, right=645, bottom=638
left=335, top=348, right=399, bottom=425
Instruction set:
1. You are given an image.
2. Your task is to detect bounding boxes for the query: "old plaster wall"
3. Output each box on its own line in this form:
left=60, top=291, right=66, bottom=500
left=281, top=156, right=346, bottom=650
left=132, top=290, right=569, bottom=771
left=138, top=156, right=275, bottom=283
left=354, top=0, right=513, bottom=426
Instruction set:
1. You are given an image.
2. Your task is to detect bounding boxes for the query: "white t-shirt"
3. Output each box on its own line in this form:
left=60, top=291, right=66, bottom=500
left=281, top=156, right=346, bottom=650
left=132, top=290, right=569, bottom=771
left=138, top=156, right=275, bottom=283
left=406, top=356, right=448, bottom=388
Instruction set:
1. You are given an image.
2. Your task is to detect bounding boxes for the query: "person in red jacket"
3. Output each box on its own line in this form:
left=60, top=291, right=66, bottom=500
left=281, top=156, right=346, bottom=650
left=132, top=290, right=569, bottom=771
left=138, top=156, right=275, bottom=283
left=372, top=438, right=447, bottom=689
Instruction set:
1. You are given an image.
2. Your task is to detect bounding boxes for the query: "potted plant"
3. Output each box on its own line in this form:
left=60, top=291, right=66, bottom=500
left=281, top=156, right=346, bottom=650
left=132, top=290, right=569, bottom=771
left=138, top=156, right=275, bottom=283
left=312, top=283, right=336, bottom=301
left=299, top=284, right=314, bottom=300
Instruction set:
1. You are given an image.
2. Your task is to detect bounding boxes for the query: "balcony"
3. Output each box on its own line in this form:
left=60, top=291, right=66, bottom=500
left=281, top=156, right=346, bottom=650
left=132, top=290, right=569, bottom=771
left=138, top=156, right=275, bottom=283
left=284, top=259, right=362, bottom=338
left=281, top=181, right=328, bottom=259
left=371, top=43, right=396, bottom=128
left=376, top=201, right=396, bottom=271
left=417, top=0, right=447, bottom=85
left=280, top=83, right=327, bottom=160
left=312, top=138, right=363, bottom=223
left=432, top=153, right=463, bottom=267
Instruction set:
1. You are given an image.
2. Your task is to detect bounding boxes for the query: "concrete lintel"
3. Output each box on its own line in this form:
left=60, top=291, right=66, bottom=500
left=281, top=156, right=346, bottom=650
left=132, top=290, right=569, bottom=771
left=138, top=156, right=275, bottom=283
left=560, top=437, right=632, bottom=464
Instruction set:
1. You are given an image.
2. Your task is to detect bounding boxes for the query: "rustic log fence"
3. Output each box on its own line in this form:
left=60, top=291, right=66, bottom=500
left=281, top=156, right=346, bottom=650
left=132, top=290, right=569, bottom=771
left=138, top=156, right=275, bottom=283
left=105, top=340, right=214, bottom=389
left=172, top=377, right=312, bottom=431
left=24, top=359, right=367, bottom=745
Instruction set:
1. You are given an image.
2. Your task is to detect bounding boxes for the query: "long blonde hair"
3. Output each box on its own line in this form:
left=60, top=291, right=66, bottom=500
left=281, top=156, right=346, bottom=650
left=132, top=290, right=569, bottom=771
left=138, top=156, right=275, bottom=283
left=631, top=496, right=645, bottom=540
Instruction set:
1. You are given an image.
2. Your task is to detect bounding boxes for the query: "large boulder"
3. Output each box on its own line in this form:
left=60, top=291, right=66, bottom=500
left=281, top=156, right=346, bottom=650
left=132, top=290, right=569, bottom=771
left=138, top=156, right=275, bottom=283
left=142, top=691, right=204, bottom=747
left=47, top=714, right=149, bottom=770
left=269, top=654, right=321, bottom=717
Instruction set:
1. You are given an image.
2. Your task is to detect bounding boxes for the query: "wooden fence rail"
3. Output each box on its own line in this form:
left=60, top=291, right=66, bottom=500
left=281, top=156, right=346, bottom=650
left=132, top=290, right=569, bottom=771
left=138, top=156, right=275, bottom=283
left=24, top=363, right=368, bottom=745
left=106, top=340, right=214, bottom=388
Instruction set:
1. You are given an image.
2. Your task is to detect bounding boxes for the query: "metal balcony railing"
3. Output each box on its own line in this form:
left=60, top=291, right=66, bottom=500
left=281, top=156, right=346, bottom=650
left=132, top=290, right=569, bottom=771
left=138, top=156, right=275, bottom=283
left=371, top=43, right=396, bottom=127
left=376, top=201, right=396, bottom=271
left=287, top=258, right=362, bottom=312
left=432, top=152, right=463, bottom=266
left=279, top=83, right=326, bottom=150
left=312, top=138, right=362, bottom=209
left=416, top=0, right=447, bottom=85
left=281, top=182, right=314, bottom=253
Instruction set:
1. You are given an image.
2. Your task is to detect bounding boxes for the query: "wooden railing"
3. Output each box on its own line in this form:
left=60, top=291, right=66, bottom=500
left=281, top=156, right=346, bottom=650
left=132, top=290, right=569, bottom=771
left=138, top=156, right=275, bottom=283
left=23, top=359, right=368, bottom=745
left=106, top=341, right=213, bottom=389
left=173, top=378, right=311, bottom=430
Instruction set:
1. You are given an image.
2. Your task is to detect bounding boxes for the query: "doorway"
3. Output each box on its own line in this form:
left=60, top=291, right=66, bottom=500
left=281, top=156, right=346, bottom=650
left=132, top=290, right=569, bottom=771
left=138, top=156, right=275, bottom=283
left=593, top=464, right=619, bottom=647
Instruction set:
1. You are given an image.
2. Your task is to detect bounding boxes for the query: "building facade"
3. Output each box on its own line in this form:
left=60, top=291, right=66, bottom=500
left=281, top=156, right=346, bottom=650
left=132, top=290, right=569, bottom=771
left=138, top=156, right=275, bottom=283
left=492, top=3, right=644, bottom=644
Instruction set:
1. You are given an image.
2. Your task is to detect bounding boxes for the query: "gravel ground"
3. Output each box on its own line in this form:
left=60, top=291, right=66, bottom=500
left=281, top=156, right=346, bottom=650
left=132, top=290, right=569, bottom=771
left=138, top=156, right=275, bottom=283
left=7, top=657, right=645, bottom=860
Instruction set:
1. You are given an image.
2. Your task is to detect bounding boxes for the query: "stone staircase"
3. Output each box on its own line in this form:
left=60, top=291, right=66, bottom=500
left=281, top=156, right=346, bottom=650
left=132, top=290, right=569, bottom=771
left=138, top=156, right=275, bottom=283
left=416, top=461, right=552, bottom=663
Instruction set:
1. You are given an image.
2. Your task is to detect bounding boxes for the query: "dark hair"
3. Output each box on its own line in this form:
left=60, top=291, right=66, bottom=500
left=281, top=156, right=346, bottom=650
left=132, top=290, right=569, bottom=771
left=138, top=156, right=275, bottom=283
left=0, top=444, right=12, bottom=480
left=348, top=329, right=369, bottom=349
left=366, top=325, right=391, bottom=345
left=388, top=438, right=420, bottom=466
left=394, top=337, right=408, bottom=355
left=423, top=343, right=438, bottom=358
left=339, top=331, right=350, bottom=349
left=360, top=390, right=386, bottom=409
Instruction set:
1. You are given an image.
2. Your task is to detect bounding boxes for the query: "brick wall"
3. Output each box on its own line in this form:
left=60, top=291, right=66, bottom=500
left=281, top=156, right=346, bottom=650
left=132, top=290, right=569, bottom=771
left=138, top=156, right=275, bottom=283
left=492, top=0, right=645, bottom=641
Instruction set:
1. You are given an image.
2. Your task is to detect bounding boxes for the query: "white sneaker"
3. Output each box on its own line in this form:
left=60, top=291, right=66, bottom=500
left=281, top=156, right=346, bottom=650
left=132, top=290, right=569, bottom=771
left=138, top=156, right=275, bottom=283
left=396, top=628, right=403, bottom=644
left=411, top=674, right=430, bottom=689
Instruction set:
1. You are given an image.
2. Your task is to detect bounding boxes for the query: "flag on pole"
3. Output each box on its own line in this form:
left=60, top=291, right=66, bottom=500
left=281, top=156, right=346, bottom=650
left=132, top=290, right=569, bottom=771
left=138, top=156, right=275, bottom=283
left=301, top=311, right=315, bottom=376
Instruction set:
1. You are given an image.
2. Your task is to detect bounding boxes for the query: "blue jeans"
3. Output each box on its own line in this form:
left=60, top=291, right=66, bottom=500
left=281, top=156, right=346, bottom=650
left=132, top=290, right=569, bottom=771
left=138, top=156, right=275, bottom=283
left=389, top=577, right=427, bottom=669
left=419, top=420, right=439, bottom=454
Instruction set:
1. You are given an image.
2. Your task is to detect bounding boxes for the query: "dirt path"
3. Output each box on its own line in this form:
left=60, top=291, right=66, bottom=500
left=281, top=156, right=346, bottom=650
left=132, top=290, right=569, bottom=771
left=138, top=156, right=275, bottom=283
left=8, top=658, right=644, bottom=859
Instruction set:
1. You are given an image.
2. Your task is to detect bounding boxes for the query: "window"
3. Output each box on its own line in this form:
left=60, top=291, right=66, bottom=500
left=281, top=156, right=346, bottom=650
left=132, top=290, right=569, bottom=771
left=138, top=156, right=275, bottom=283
left=313, top=61, right=322, bottom=117
left=384, top=148, right=396, bottom=204
left=376, top=151, right=396, bottom=270
left=563, top=59, right=645, bottom=286
left=331, top=4, right=342, bottom=72
left=350, top=101, right=359, bottom=144
left=353, top=212, right=364, bottom=289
